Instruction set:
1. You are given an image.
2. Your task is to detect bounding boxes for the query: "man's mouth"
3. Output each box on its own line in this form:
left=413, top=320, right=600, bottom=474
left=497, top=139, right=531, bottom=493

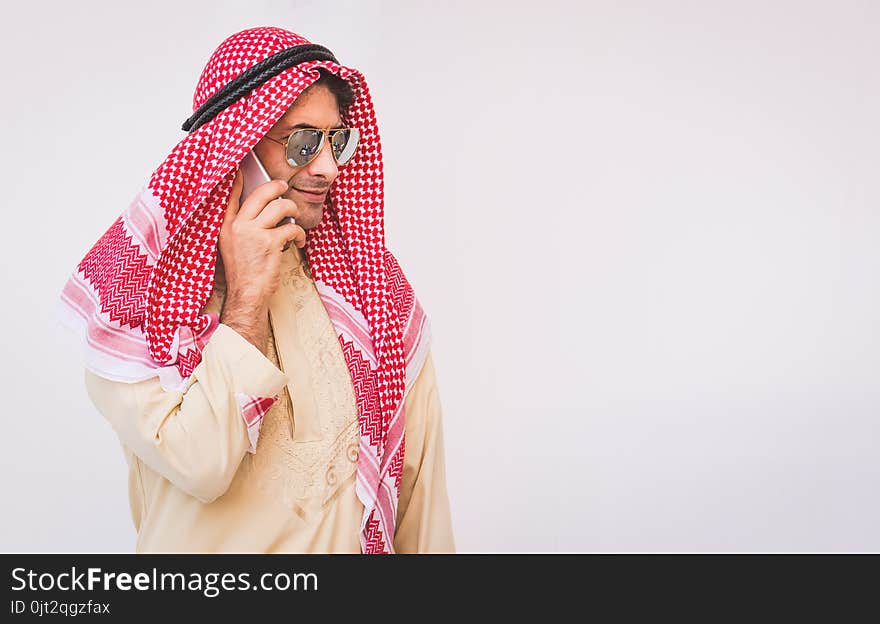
left=292, top=187, right=328, bottom=202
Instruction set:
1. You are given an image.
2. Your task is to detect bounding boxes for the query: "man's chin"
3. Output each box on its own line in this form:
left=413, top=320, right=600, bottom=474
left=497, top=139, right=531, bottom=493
left=297, top=206, right=324, bottom=231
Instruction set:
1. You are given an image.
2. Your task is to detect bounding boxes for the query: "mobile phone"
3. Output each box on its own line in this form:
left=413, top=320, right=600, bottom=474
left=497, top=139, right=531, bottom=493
left=239, top=149, right=294, bottom=226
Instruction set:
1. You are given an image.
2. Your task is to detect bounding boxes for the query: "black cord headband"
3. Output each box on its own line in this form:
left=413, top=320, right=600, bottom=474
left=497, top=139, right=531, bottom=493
left=181, top=43, right=339, bottom=133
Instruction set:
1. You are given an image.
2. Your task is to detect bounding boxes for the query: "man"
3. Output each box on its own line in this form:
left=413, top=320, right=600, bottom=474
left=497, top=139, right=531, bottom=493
left=56, top=27, right=454, bottom=554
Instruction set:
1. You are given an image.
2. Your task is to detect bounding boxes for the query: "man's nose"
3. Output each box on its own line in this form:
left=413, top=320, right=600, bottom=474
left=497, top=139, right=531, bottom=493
left=305, top=135, right=338, bottom=180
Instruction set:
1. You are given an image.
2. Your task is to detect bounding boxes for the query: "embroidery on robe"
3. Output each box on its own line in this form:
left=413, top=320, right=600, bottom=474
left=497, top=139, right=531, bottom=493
left=202, top=253, right=361, bottom=520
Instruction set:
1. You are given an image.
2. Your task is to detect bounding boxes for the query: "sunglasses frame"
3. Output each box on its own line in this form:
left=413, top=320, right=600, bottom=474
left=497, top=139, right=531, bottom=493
left=265, top=127, right=359, bottom=168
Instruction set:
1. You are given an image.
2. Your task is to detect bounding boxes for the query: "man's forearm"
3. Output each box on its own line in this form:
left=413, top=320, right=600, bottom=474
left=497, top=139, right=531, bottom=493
left=220, top=294, right=270, bottom=356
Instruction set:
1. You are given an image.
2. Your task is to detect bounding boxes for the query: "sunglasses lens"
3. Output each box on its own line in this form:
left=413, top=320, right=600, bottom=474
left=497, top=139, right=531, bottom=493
left=332, top=128, right=360, bottom=165
left=286, top=129, right=323, bottom=167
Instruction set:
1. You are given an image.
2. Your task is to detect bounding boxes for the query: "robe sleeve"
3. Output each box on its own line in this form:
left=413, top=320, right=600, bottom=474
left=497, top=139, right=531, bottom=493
left=393, top=350, right=456, bottom=553
left=83, top=323, right=289, bottom=504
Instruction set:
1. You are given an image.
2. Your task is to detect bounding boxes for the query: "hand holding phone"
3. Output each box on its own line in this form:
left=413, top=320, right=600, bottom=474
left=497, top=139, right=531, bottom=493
left=239, top=149, right=296, bottom=250
left=240, top=149, right=295, bottom=228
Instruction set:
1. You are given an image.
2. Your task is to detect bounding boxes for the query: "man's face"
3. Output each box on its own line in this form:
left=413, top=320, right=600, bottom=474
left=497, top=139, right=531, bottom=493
left=253, top=83, right=343, bottom=230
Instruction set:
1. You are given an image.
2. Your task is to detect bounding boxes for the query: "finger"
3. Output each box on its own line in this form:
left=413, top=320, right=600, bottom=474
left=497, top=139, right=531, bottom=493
left=273, top=223, right=307, bottom=249
left=255, top=197, right=300, bottom=229
left=239, top=178, right=289, bottom=221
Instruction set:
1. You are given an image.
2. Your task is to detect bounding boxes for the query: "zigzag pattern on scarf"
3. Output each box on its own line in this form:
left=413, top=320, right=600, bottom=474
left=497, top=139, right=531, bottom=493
left=78, top=218, right=151, bottom=330
left=176, top=347, right=203, bottom=379
left=386, top=253, right=416, bottom=322
left=340, top=339, right=385, bottom=449
left=388, top=438, right=405, bottom=491
left=363, top=513, right=388, bottom=554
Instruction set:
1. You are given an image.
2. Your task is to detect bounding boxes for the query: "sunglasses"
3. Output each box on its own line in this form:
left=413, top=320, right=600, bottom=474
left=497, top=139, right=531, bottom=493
left=265, top=127, right=361, bottom=168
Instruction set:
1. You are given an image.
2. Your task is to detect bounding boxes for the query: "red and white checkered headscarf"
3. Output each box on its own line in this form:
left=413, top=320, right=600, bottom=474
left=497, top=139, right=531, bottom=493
left=56, top=26, right=432, bottom=554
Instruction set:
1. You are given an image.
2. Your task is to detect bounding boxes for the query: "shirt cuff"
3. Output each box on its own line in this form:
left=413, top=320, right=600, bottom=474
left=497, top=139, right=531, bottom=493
left=202, top=323, right=289, bottom=453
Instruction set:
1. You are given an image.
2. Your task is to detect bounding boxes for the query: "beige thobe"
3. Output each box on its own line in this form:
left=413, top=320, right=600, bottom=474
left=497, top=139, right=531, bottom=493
left=84, top=246, right=454, bottom=553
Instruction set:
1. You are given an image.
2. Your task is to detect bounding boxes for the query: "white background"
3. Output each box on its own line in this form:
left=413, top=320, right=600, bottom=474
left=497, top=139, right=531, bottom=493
left=0, top=0, right=877, bottom=552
